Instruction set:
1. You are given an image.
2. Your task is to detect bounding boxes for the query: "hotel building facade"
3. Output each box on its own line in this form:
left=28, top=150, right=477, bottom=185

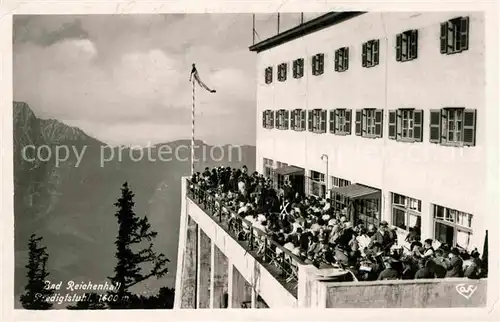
left=174, top=11, right=487, bottom=310
left=252, top=11, right=486, bottom=252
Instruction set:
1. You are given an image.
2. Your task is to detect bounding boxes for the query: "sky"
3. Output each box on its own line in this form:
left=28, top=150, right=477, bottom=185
left=13, top=14, right=285, bottom=147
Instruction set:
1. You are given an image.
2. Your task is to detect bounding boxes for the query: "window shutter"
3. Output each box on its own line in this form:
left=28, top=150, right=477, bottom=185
left=308, top=110, right=313, bottom=132
left=334, top=50, right=339, bottom=71
left=262, top=110, right=267, bottom=128
left=413, top=109, right=423, bottom=142
left=290, top=110, right=296, bottom=129
left=301, top=109, right=306, bottom=130
left=320, top=110, right=327, bottom=133
left=396, top=110, right=402, bottom=140
left=429, top=109, right=441, bottom=143
left=396, top=34, right=402, bottom=61
left=374, top=109, right=383, bottom=138
left=334, top=109, right=340, bottom=134
left=318, top=54, right=324, bottom=75
left=362, top=43, right=367, bottom=67
left=292, top=60, right=296, bottom=78
left=345, top=109, right=352, bottom=134
left=440, top=22, right=448, bottom=54
left=460, top=16, right=469, bottom=51
left=284, top=110, right=290, bottom=130
left=441, top=109, right=448, bottom=142
left=344, top=47, right=349, bottom=70
left=373, top=40, right=380, bottom=65
left=463, top=109, right=476, bottom=146
left=299, top=58, right=304, bottom=77
left=270, top=110, right=275, bottom=128
left=355, top=110, right=362, bottom=135
left=312, top=55, right=317, bottom=75
left=362, top=109, right=367, bottom=135
left=329, top=110, right=335, bottom=133
left=388, top=110, right=397, bottom=139
left=410, top=29, right=418, bottom=59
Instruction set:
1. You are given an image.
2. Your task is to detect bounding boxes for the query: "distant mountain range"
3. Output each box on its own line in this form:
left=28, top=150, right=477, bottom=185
left=13, top=101, right=256, bottom=308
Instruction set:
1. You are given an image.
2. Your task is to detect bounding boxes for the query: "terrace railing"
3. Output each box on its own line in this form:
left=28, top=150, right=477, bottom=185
left=186, top=179, right=305, bottom=292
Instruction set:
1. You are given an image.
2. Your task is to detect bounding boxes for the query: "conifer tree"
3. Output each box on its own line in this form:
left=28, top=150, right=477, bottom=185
left=20, top=234, right=54, bottom=309
left=107, top=182, right=169, bottom=309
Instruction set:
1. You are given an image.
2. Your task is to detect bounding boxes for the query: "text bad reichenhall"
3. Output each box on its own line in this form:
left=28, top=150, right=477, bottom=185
left=44, top=280, right=121, bottom=292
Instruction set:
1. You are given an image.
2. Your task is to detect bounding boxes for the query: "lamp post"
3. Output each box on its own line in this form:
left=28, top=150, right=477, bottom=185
left=321, top=154, right=329, bottom=199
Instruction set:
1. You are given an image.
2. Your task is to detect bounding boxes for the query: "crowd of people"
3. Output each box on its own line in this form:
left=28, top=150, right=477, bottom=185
left=189, top=165, right=487, bottom=282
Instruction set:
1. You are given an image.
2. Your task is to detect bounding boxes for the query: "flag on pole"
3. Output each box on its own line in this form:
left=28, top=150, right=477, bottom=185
left=189, top=63, right=216, bottom=93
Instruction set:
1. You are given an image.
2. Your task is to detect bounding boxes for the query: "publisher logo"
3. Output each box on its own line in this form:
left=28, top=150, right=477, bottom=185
left=456, top=283, right=478, bottom=300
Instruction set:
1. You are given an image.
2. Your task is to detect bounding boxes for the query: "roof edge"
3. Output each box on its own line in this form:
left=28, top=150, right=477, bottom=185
left=249, top=12, right=366, bottom=53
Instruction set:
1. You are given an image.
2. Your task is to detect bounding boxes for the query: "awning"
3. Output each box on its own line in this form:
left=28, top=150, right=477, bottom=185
left=330, top=184, right=380, bottom=200
left=273, top=165, right=304, bottom=176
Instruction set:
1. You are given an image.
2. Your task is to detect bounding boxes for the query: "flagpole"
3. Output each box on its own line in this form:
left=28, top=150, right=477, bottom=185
left=191, top=76, right=195, bottom=176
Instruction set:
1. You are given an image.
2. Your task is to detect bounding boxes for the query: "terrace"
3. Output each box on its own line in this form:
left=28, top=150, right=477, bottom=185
left=179, top=177, right=488, bottom=308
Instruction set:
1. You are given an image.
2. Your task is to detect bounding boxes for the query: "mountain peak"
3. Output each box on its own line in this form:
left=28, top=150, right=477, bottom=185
left=13, top=101, right=100, bottom=145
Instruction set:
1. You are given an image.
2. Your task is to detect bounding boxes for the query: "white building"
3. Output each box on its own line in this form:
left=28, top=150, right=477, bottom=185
left=250, top=12, right=486, bottom=252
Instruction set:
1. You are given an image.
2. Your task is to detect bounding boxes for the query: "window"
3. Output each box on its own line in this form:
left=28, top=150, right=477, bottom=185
left=440, top=16, right=469, bottom=55
left=396, top=29, right=418, bottom=62
left=262, top=110, right=275, bottom=129
left=275, top=109, right=289, bottom=130
left=312, top=53, right=325, bottom=76
left=277, top=63, right=287, bottom=82
left=433, top=204, right=473, bottom=250
left=264, top=66, right=273, bottom=84
left=391, top=193, right=422, bottom=231
left=355, top=109, right=383, bottom=138
left=309, top=170, right=326, bottom=198
left=263, top=158, right=274, bottom=177
left=362, top=39, right=380, bottom=68
left=355, top=199, right=380, bottom=227
left=308, top=109, right=327, bottom=133
left=334, top=47, right=349, bottom=72
left=429, top=108, right=477, bottom=146
left=275, top=161, right=288, bottom=190
left=388, top=109, right=423, bottom=142
left=331, top=176, right=351, bottom=210
left=329, top=109, right=352, bottom=135
left=291, top=109, right=306, bottom=131
left=293, top=58, right=304, bottom=78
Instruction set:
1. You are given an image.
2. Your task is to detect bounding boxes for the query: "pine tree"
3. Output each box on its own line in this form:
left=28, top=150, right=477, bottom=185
left=107, top=182, right=169, bottom=309
left=20, top=234, right=54, bottom=309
